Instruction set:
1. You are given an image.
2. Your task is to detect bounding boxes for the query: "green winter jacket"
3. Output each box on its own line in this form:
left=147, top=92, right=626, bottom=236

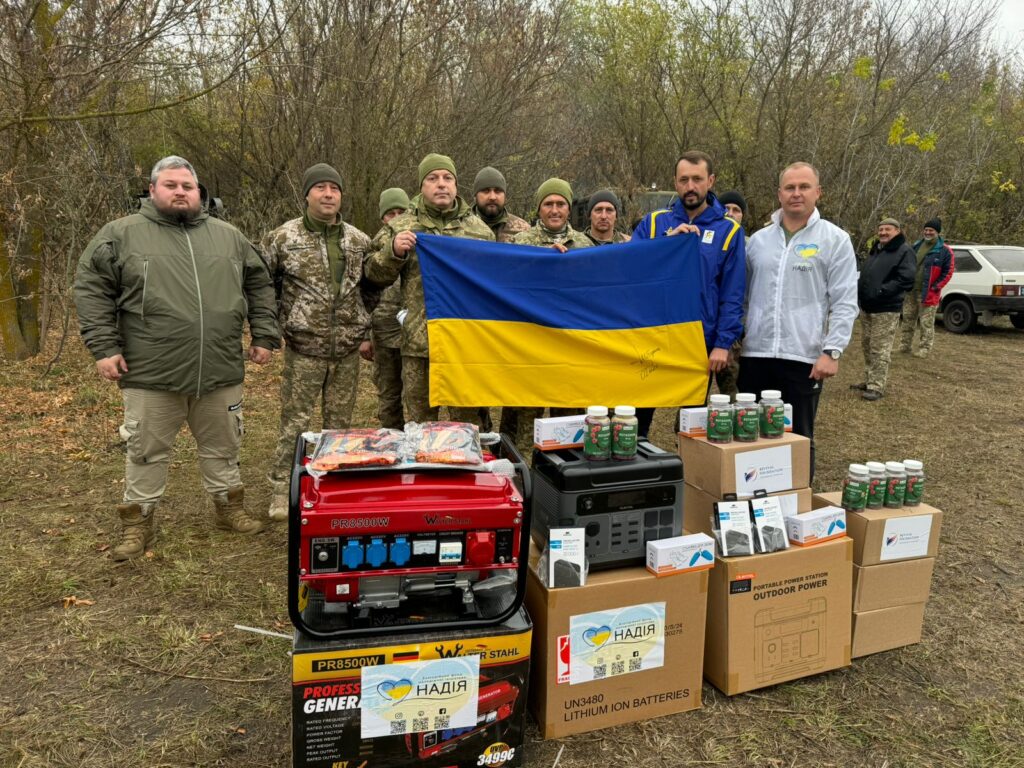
left=74, top=199, right=280, bottom=396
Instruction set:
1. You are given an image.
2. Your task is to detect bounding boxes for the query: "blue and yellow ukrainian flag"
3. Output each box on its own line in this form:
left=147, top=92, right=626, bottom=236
left=415, top=234, right=709, bottom=407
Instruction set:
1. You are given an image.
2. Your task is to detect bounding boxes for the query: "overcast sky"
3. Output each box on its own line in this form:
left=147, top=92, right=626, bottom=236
left=996, top=0, right=1024, bottom=47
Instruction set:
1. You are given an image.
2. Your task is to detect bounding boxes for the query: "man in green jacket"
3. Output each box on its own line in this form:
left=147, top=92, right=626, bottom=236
left=74, top=155, right=280, bottom=560
left=365, top=153, right=495, bottom=422
left=261, top=164, right=380, bottom=521
left=368, top=187, right=411, bottom=430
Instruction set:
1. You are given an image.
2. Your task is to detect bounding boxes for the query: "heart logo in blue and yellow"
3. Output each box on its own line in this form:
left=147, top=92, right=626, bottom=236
left=583, top=625, right=612, bottom=648
left=795, top=243, right=819, bottom=259
left=377, top=678, right=413, bottom=703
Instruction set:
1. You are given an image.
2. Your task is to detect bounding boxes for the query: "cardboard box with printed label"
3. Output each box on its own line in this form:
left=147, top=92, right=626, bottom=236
left=683, top=485, right=812, bottom=537
left=853, top=558, right=935, bottom=612
left=291, top=609, right=531, bottom=768
left=813, top=492, right=942, bottom=565
left=852, top=603, right=927, bottom=657
left=678, top=432, right=810, bottom=498
left=704, top=536, right=852, bottom=696
left=524, top=555, right=708, bottom=739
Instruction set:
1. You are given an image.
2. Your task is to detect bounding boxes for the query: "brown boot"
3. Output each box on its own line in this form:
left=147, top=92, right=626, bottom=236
left=111, top=502, right=155, bottom=561
left=212, top=486, right=265, bottom=534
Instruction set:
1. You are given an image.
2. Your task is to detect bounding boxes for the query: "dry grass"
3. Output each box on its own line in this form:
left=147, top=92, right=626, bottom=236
left=1, top=318, right=1022, bottom=767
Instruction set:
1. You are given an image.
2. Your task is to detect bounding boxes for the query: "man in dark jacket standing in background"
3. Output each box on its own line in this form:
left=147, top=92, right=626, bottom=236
left=853, top=217, right=916, bottom=401
left=899, top=217, right=954, bottom=358
left=74, top=156, right=280, bottom=560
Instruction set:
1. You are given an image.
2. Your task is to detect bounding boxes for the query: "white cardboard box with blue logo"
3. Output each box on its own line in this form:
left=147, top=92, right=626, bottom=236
left=677, top=432, right=810, bottom=499
left=525, top=551, right=708, bottom=738
left=812, top=492, right=942, bottom=566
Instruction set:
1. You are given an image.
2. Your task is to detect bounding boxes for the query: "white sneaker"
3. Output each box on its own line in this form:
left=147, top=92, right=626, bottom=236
left=267, top=494, right=289, bottom=522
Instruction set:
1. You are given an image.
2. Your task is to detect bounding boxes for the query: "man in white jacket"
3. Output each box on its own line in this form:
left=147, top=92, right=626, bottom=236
left=738, top=162, right=858, bottom=477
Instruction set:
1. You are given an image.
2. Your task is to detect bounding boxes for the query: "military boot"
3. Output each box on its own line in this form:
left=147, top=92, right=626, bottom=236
left=111, top=502, right=155, bottom=561
left=212, top=486, right=265, bottom=534
left=267, top=493, right=289, bottom=522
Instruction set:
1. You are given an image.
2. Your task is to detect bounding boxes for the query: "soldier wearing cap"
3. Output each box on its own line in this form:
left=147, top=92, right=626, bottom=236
left=365, top=153, right=495, bottom=422
left=472, top=166, right=530, bottom=243
left=584, top=189, right=630, bottom=245
left=261, top=163, right=379, bottom=520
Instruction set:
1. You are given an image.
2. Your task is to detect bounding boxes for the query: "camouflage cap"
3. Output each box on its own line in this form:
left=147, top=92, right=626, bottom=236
left=418, top=154, right=457, bottom=187
left=534, top=178, right=573, bottom=214
left=378, top=187, right=410, bottom=220
left=302, top=163, right=343, bottom=197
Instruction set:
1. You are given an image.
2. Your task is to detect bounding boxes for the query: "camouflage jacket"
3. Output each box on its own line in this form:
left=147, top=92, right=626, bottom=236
left=371, top=282, right=403, bottom=348
left=260, top=215, right=376, bottom=359
left=513, top=223, right=594, bottom=249
left=584, top=228, right=631, bottom=245
left=365, top=194, right=494, bottom=358
left=472, top=206, right=531, bottom=243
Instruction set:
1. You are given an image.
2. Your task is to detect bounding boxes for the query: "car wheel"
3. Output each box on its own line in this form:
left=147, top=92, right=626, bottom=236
left=1011, top=314, right=1024, bottom=330
left=942, top=298, right=976, bottom=333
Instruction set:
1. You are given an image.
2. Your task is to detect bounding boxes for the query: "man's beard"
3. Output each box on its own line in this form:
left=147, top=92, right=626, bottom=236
left=155, top=199, right=201, bottom=222
left=480, top=202, right=501, bottom=219
left=682, top=192, right=706, bottom=211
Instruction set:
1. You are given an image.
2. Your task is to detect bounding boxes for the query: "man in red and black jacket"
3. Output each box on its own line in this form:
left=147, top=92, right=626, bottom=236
left=899, top=217, right=954, bottom=358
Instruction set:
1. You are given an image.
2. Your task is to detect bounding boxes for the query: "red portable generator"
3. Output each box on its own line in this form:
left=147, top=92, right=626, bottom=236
left=288, top=434, right=532, bottom=639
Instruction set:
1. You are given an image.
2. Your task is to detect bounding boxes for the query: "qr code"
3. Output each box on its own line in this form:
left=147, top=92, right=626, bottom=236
left=389, top=719, right=407, bottom=735
left=433, top=715, right=450, bottom=729
left=412, top=717, right=429, bottom=732
left=629, top=657, right=642, bottom=672
left=611, top=661, right=625, bottom=675
left=594, top=664, right=606, bottom=679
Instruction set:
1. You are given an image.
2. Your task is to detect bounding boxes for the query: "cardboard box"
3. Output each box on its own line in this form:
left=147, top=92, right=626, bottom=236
left=852, top=603, right=926, bottom=657
left=525, top=559, right=708, bottom=739
left=678, top=432, right=810, bottom=498
left=684, top=484, right=812, bottom=537
left=646, top=532, right=716, bottom=576
left=704, top=537, right=852, bottom=695
left=534, top=414, right=586, bottom=451
left=679, top=404, right=793, bottom=436
left=813, top=492, right=942, bottom=565
left=292, top=609, right=531, bottom=768
left=853, top=558, right=935, bottom=612
left=785, top=506, right=847, bottom=547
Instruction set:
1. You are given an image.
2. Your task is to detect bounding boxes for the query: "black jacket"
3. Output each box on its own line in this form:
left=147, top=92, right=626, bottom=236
left=858, top=233, right=916, bottom=313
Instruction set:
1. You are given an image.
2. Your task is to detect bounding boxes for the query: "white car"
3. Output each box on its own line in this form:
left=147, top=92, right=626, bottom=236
left=940, top=245, right=1024, bottom=332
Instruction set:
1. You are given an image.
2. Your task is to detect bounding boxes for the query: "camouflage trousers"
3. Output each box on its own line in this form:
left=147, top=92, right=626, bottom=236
left=402, top=355, right=480, bottom=425
left=121, top=383, right=244, bottom=503
left=713, top=341, right=742, bottom=398
left=860, top=311, right=901, bottom=393
left=372, top=344, right=404, bottom=429
left=270, top=346, right=361, bottom=489
left=899, top=295, right=938, bottom=354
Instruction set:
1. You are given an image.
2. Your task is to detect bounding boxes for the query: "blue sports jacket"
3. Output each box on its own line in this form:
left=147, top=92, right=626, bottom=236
left=632, top=192, right=746, bottom=350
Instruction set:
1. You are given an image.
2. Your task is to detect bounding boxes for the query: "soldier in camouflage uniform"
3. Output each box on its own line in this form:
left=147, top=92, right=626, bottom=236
left=505, top=178, right=591, bottom=454
left=369, top=188, right=410, bottom=429
left=262, top=164, right=379, bottom=520
left=472, top=166, right=530, bottom=244
left=583, top=189, right=631, bottom=245
left=365, top=153, right=495, bottom=423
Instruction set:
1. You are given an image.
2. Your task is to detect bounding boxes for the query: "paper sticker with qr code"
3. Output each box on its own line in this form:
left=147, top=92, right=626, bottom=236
left=567, top=602, right=665, bottom=685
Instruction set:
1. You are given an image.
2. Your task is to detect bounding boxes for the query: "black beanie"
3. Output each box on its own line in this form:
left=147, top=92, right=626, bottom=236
left=718, top=190, right=747, bottom=216
left=924, top=217, right=942, bottom=233
left=587, top=189, right=621, bottom=216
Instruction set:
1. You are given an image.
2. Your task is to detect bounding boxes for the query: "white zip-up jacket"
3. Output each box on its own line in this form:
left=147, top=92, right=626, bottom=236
left=742, top=208, right=859, bottom=365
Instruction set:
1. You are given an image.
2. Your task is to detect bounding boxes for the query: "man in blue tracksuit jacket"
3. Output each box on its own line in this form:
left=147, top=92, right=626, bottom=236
left=631, top=150, right=746, bottom=437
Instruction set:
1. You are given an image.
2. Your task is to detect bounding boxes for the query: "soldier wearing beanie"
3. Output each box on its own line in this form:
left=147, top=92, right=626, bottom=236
left=718, top=190, right=748, bottom=224
left=504, top=178, right=592, bottom=454
left=900, top=216, right=954, bottom=357
left=471, top=166, right=530, bottom=243
left=367, top=188, right=410, bottom=429
left=513, top=178, right=593, bottom=250
left=364, top=153, right=495, bottom=423
left=584, top=189, right=630, bottom=245
left=260, top=163, right=380, bottom=520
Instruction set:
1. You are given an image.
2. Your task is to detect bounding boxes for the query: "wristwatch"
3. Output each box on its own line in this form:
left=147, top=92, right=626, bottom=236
left=824, top=349, right=842, bottom=360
